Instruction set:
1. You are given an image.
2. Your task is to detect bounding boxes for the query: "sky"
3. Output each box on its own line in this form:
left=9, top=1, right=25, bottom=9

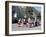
left=34, top=7, right=41, bottom=12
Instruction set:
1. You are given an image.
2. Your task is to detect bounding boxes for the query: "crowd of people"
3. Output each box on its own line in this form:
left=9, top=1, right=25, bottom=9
left=16, top=17, right=41, bottom=28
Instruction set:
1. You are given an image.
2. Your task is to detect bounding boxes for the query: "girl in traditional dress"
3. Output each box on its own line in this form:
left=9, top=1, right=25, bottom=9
left=27, top=18, right=32, bottom=28
left=18, top=18, right=22, bottom=27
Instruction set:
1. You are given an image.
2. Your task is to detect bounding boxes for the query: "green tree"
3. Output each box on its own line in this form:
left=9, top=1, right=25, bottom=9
left=25, top=7, right=33, bottom=18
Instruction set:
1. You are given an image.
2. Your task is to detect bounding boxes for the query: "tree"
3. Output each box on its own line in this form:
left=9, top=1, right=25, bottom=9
left=37, top=13, right=41, bottom=20
left=25, top=7, right=33, bottom=19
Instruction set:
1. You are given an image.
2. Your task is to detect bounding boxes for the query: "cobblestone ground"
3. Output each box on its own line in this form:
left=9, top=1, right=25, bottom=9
left=12, top=23, right=41, bottom=31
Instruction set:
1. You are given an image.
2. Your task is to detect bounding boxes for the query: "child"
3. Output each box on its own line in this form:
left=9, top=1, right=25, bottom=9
left=18, top=18, right=22, bottom=27
left=27, top=18, right=32, bottom=28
